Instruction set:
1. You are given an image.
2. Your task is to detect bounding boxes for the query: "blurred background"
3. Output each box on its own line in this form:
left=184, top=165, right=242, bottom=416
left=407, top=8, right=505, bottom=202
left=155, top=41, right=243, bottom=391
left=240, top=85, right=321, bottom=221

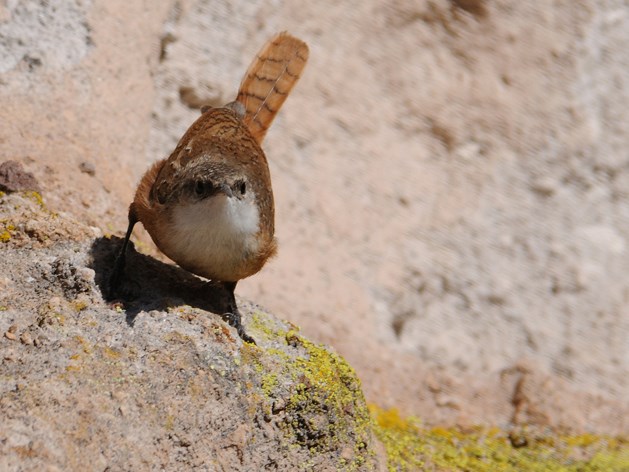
left=1, top=0, right=627, bottom=433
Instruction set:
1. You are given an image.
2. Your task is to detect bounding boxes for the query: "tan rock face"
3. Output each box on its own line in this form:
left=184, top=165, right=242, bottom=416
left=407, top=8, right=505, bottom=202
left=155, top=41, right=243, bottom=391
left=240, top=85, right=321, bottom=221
left=0, top=194, right=381, bottom=470
left=1, top=0, right=628, bottom=435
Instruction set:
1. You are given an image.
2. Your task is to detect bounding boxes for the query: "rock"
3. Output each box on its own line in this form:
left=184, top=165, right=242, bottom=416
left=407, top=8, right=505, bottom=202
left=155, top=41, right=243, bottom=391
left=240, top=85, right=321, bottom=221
left=0, top=160, right=41, bottom=193
left=78, top=161, right=96, bottom=176
left=1, top=0, right=628, bottom=456
left=4, top=331, right=16, bottom=341
left=19, top=331, right=33, bottom=346
left=0, top=195, right=381, bottom=471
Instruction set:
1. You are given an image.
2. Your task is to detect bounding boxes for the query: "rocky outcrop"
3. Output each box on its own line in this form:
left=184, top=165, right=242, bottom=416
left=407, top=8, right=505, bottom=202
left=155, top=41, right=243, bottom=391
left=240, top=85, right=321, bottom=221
left=1, top=0, right=627, bottom=447
left=0, top=192, right=380, bottom=471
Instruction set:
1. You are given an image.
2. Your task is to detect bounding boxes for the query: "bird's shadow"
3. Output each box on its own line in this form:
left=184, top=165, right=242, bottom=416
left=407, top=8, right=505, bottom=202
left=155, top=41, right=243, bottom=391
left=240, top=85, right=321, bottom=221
left=89, top=236, right=231, bottom=326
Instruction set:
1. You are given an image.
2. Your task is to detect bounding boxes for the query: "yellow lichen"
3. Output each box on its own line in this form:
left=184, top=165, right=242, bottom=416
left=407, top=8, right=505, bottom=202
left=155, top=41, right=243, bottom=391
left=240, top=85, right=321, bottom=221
left=369, top=406, right=425, bottom=471
left=369, top=405, right=629, bottom=471
left=102, top=346, right=121, bottom=359
left=249, top=311, right=285, bottom=342
left=261, top=373, right=279, bottom=397
left=24, top=191, right=45, bottom=208
left=164, top=414, right=175, bottom=431
left=163, top=331, right=193, bottom=344
left=0, top=219, right=16, bottom=242
left=242, top=313, right=374, bottom=470
left=74, top=335, right=92, bottom=354
left=71, top=300, right=89, bottom=312
left=244, top=314, right=628, bottom=470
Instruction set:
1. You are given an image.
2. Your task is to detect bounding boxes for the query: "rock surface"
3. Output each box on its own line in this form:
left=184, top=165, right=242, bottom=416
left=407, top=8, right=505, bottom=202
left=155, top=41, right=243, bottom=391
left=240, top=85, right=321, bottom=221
left=0, top=193, right=380, bottom=471
left=0, top=0, right=627, bottom=445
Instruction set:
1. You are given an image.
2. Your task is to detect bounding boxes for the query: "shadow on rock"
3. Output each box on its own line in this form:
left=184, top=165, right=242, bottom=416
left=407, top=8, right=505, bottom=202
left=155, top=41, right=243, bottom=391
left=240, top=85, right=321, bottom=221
left=88, top=237, right=230, bottom=325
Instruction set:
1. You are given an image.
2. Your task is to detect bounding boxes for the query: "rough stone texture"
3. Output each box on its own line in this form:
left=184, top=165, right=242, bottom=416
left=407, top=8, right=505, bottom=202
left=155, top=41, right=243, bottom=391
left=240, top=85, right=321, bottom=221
left=0, top=160, right=41, bottom=193
left=0, top=193, right=381, bottom=471
left=1, top=0, right=628, bottom=445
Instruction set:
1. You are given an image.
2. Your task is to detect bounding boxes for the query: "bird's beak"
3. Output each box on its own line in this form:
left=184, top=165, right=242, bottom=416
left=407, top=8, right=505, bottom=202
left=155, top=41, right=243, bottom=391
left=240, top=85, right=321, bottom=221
left=219, top=183, right=233, bottom=198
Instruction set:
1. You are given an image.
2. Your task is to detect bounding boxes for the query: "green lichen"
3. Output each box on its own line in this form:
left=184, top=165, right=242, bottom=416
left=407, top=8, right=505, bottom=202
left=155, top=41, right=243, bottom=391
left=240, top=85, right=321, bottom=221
left=249, top=311, right=284, bottom=342
left=285, top=337, right=370, bottom=453
left=244, top=314, right=628, bottom=471
left=261, top=372, right=279, bottom=397
left=370, top=405, right=629, bottom=471
left=243, top=313, right=375, bottom=470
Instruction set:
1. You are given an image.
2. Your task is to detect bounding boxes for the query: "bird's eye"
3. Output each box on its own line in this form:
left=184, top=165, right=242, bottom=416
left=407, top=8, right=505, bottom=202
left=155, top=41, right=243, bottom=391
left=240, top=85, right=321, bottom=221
left=239, top=181, right=246, bottom=195
left=194, top=180, right=214, bottom=197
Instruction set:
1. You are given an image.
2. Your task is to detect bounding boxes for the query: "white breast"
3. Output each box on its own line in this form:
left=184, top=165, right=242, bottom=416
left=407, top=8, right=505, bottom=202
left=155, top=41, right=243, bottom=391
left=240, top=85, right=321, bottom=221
left=167, top=194, right=260, bottom=280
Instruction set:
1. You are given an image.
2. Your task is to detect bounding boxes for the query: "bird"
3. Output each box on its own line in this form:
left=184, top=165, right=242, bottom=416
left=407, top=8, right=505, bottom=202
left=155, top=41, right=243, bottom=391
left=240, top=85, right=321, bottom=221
left=109, top=32, right=309, bottom=343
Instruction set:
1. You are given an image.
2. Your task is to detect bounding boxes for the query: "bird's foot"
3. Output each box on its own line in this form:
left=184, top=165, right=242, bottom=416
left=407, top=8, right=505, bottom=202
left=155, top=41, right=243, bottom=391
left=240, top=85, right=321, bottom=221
left=222, top=311, right=256, bottom=345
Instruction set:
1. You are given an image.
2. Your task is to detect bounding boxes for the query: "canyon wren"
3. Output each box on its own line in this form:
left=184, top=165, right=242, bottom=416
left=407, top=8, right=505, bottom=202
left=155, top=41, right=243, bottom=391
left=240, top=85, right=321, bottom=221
left=109, top=32, right=309, bottom=343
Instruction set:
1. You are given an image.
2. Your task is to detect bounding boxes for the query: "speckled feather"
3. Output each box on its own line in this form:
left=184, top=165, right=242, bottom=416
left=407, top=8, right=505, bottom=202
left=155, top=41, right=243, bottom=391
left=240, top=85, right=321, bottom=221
left=133, top=109, right=276, bottom=281
left=131, top=33, right=308, bottom=282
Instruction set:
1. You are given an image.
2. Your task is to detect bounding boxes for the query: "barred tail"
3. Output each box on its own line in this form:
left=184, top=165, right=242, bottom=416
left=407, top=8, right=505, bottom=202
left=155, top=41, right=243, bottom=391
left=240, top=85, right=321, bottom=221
left=236, top=32, right=309, bottom=144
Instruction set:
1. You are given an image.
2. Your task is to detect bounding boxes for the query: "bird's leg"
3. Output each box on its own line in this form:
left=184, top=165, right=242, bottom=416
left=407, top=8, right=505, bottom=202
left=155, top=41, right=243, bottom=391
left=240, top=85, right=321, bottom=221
left=222, top=281, right=256, bottom=344
left=108, top=205, right=138, bottom=297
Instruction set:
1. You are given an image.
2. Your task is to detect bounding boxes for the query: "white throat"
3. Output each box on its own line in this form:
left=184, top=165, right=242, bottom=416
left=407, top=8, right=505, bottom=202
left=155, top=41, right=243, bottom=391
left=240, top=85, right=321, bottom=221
left=168, top=194, right=260, bottom=279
